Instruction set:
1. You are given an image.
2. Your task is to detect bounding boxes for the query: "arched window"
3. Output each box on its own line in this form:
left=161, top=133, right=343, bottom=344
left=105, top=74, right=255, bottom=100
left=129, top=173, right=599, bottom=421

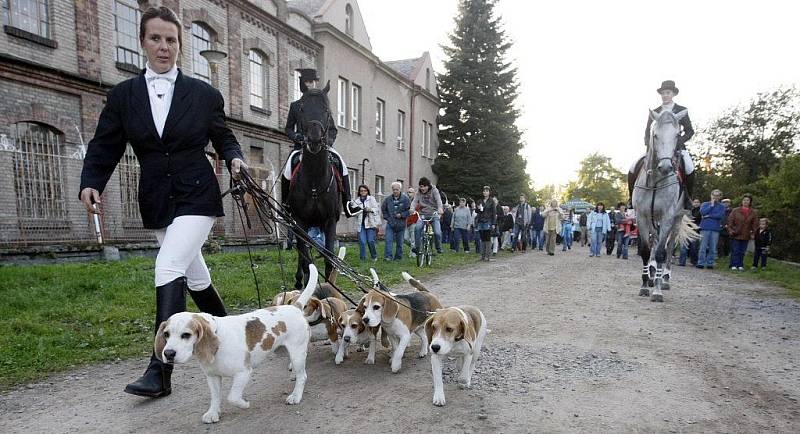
left=249, top=49, right=267, bottom=110
left=344, top=4, right=353, bottom=36
left=10, top=122, right=67, bottom=221
left=191, top=22, right=211, bottom=83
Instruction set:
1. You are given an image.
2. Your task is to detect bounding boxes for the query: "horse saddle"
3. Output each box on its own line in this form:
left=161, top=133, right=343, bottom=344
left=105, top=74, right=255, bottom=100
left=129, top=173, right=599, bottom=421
left=634, top=154, right=686, bottom=186
left=288, top=152, right=345, bottom=192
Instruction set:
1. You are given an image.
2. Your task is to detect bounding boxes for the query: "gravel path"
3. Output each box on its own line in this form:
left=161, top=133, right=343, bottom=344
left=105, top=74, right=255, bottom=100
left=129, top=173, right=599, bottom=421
left=2, top=248, right=799, bottom=433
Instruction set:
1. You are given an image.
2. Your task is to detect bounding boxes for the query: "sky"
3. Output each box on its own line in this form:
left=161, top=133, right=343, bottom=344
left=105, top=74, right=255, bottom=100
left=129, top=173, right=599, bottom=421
left=358, top=0, right=800, bottom=188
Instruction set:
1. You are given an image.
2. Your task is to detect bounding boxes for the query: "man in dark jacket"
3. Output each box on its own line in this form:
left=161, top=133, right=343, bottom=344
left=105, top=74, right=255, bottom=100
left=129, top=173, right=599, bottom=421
left=628, top=80, right=696, bottom=208
left=381, top=181, right=411, bottom=260
left=531, top=206, right=545, bottom=250
left=283, top=68, right=358, bottom=217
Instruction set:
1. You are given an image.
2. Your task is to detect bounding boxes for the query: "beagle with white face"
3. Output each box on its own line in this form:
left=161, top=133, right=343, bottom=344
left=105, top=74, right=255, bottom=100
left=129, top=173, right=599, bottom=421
left=334, top=307, right=381, bottom=365
left=425, top=306, right=487, bottom=406
left=362, top=270, right=442, bottom=373
left=303, top=296, right=348, bottom=355
left=156, top=265, right=320, bottom=423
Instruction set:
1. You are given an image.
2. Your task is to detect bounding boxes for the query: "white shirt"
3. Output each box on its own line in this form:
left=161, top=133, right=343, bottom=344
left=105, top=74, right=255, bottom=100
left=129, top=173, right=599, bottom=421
left=661, top=101, right=675, bottom=113
left=144, top=63, right=179, bottom=137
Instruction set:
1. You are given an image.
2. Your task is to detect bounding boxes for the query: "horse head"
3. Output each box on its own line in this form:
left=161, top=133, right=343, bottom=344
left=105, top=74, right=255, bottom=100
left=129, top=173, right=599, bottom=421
left=299, top=81, right=331, bottom=155
left=649, top=109, right=687, bottom=176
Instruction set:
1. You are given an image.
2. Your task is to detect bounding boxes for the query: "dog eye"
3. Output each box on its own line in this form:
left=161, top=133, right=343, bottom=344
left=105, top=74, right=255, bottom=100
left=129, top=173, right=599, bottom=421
left=372, top=305, right=380, bottom=310
left=163, top=332, right=170, bottom=338
left=181, top=332, right=191, bottom=339
left=351, top=324, right=358, bottom=329
left=445, top=327, right=453, bottom=333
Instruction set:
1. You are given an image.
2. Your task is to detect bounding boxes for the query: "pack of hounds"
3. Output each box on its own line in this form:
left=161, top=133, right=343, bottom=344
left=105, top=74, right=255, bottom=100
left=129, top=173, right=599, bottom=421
left=154, top=248, right=488, bottom=423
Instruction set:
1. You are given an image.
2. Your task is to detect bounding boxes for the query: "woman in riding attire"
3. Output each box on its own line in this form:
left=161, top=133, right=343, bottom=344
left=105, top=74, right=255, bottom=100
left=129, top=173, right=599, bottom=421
left=282, top=68, right=359, bottom=217
left=628, top=80, right=695, bottom=208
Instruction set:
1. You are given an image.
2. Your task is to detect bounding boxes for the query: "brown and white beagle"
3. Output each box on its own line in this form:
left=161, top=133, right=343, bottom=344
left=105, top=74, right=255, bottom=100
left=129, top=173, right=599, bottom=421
left=424, top=305, right=487, bottom=406
left=272, top=247, right=347, bottom=306
left=156, top=265, right=320, bottom=423
left=303, top=296, right=348, bottom=355
left=362, top=269, right=442, bottom=373
left=334, top=307, right=381, bottom=365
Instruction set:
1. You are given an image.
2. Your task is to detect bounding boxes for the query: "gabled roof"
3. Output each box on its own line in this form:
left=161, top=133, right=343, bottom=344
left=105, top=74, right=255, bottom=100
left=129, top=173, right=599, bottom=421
left=385, top=57, right=420, bottom=80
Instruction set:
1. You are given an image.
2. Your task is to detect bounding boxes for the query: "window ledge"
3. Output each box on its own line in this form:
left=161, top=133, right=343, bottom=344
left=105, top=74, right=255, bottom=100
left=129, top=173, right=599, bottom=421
left=250, top=105, right=271, bottom=116
left=115, top=62, right=142, bottom=75
left=376, top=139, right=385, bottom=144
left=4, top=25, right=57, bottom=48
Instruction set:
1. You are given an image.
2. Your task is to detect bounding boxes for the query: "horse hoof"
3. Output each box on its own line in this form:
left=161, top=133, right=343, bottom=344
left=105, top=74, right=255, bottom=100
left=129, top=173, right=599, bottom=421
left=651, top=293, right=664, bottom=302
left=639, top=288, right=649, bottom=297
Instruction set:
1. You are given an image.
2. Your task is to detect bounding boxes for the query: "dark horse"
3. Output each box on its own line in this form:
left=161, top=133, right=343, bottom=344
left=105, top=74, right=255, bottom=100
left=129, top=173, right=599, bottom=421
left=286, top=83, right=342, bottom=289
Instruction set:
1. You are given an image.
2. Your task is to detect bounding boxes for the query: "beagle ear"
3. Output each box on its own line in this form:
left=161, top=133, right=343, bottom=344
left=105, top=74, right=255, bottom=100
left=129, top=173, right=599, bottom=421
left=192, top=315, right=219, bottom=364
left=459, top=316, right=476, bottom=350
left=355, top=295, right=366, bottom=315
left=320, top=300, right=332, bottom=319
left=381, top=296, right=399, bottom=323
left=153, top=321, right=168, bottom=362
left=424, top=315, right=435, bottom=346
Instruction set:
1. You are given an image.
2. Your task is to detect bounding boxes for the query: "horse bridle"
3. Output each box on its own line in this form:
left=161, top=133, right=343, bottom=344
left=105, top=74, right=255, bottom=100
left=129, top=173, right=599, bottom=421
left=299, top=94, right=332, bottom=155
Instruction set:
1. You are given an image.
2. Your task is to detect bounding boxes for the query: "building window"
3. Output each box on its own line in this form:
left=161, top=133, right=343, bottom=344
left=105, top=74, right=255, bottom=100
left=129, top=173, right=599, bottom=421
left=293, top=69, right=303, bottom=101
left=114, top=1, right=143, bottom=70
left=374, top=175, right=385, bottom=202
left=425, top=68, right=431, bottom=91
left=347, top=167, right=359, bottom=198
left=249, top=49, right=267, bottom=110
left=350, top=83, right=361, bottom=132
left=397, top=110, right=405, bottom=150
left=337, top=78, right=348, bottom=128
left=9, top=122, right=67, bottom=221
left=375, top=98, right=385, bottom=142
left=3, top=0, right=49, bottom=38
left=191, top=22, right=211, bottom=83
left=118, top=145, right=141, bottom=224
left=249, top=144, right=264, bottom=165
left=344, top=3, right=353, bottom=36
left=422, top=120, right=432, bottom=158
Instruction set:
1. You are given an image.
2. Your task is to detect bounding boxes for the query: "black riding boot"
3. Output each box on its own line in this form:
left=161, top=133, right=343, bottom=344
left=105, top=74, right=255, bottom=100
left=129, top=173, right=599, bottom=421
left=189, top=284, right=227, bottom=317
left=124, top=277, right=187, bottom=398
left=281, top=175, right=290, bottom=209
left=683, top=171, right=695, bottom=209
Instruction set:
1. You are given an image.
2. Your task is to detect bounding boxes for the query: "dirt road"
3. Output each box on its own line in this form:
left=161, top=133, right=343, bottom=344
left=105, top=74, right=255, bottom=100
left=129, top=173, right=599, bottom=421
left=2, top=249, right=799, bottom=433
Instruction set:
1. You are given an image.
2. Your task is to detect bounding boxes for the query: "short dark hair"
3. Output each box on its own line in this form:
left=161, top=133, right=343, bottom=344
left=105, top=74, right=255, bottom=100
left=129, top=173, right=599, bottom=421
left=418, top=177, right=431, bottom=188
left=617, top=201, right=626, bottom=208
left=742, top=193, right=753, bottom=205
left=140, top=7, right=183, bottom=50
left=357, top=184, right=371, bottom=195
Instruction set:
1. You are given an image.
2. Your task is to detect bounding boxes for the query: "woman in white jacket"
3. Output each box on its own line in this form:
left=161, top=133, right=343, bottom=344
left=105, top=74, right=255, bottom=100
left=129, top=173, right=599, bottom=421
left=587, top=202, right=611, bottom=257
left=354, top=184, right=382, bottom=261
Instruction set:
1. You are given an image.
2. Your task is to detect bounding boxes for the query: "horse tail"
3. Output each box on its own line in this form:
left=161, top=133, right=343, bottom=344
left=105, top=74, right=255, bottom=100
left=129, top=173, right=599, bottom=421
left=674, top=214, right=702, bottom=248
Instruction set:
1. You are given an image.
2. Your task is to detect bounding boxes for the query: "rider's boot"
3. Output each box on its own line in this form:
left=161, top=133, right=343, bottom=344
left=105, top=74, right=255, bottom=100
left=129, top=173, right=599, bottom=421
left=683, top=171, right=695, bottom=210
left=124, top=277, right=187, bottom=398
left=188, top=283, right=227, bottom=317
left=281, top=175, right=290, bottom=210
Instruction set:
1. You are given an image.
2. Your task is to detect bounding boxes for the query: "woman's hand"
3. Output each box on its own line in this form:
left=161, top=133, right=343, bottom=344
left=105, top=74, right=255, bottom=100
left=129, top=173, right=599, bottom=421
left=80, top=188, right=101, bottom=214
left=231, top=158, right=248, bottom=180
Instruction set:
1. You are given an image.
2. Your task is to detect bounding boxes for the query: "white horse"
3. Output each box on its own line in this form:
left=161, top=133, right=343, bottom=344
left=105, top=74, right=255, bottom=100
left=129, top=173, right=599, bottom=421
left=632, top=109, right=701, bottom=302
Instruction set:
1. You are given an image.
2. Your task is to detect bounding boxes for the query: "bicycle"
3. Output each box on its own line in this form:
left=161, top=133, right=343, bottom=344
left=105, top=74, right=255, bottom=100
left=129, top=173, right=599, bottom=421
left=416, top=212, right=439, bottom=268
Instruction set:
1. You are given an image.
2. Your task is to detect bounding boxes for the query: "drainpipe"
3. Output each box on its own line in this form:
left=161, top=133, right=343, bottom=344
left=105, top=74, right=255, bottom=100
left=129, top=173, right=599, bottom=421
left=408, top=85, right=420, bottom=184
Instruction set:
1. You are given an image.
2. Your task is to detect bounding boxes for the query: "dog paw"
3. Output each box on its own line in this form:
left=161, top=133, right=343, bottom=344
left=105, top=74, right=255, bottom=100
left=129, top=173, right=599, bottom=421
left=432, top=393, right=446, bottom=407
left=364, top=357, right=375, bottom=365
left=228, top=398, right=250, bottom=409
left=391, top=362, right=402, bottom=373
left=285, top=393, right=303, bottom=405
left=458, top=380, right=472, bottom=390
left=418, top=350, right=428, bottom=358
left=202, top=410, right=220, bottom=424
left=335, top=355, right=344, bottom=365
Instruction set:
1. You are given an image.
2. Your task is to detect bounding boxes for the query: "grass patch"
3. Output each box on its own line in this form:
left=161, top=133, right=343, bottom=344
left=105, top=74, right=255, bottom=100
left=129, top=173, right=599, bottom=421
left=0, top=244, right=483, bottom=389
left=720, top=252, right=800, bottom=299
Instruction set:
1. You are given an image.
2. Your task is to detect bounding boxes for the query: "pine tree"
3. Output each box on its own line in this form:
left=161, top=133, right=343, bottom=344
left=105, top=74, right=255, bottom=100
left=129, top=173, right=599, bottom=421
left=433, top=0, right=531, bottom=204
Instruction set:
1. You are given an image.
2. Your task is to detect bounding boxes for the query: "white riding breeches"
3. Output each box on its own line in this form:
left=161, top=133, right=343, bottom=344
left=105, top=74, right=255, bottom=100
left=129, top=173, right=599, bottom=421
left=153, top=215, right=216, bottom=290
left=282, top=148, right=349, bottom=179
left=629, top=150, right=694, bottom=174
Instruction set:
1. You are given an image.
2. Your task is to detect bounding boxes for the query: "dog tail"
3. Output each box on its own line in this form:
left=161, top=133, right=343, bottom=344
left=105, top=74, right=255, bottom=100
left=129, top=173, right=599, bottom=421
left=674, top=214, right=702, bottom=248
left=401, top=271, right=429, bottom=292
left=294, top=264, right=319, bottom=310
left=328, top=247, right=347, bottom=285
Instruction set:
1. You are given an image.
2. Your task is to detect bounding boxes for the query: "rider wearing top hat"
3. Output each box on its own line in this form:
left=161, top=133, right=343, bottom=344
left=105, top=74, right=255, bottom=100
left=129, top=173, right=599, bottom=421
left=628, top=80, right=695, bottom=209
left=283, top=68, right=360, bottom=217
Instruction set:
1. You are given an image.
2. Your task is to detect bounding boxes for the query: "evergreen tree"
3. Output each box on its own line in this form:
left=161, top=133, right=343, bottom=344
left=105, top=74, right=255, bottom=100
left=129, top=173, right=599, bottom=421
left=433, top=0, right=531, bottom=204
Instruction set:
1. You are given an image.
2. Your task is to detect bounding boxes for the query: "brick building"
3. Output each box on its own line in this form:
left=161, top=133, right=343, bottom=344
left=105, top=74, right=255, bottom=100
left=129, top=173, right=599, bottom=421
left=0, top=0, right=438, bottom=251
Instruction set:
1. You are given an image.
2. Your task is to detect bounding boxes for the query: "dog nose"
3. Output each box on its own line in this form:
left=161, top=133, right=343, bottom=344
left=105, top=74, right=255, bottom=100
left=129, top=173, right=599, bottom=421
left=431, top=344, right=440, bottom=353
left=164, top=349, right=176, bottom=361
left=362, top=317, right=370, bottom=325
left=343, top=336, right=351, bottom=342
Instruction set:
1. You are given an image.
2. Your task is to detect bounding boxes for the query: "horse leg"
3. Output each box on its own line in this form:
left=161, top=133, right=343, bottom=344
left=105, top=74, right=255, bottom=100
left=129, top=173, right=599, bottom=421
left=638, top=241, right=651, bottom=297
left=323, top=219, right=337, bottom=282
left=651, top=219, right=677, bottom=302
left=662, top=240, right=673, bottom=291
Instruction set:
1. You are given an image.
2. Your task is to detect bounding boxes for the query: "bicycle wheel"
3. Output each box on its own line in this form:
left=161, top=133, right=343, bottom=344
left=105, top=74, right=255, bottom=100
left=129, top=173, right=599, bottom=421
left=417, top=239, right=426, bottom=267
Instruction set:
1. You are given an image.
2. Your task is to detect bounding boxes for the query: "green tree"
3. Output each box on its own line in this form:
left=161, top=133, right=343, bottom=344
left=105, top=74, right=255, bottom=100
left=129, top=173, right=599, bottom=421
left=432, top=0, right=531, bottom=205
left=563, top=153, right=626, bottom=206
